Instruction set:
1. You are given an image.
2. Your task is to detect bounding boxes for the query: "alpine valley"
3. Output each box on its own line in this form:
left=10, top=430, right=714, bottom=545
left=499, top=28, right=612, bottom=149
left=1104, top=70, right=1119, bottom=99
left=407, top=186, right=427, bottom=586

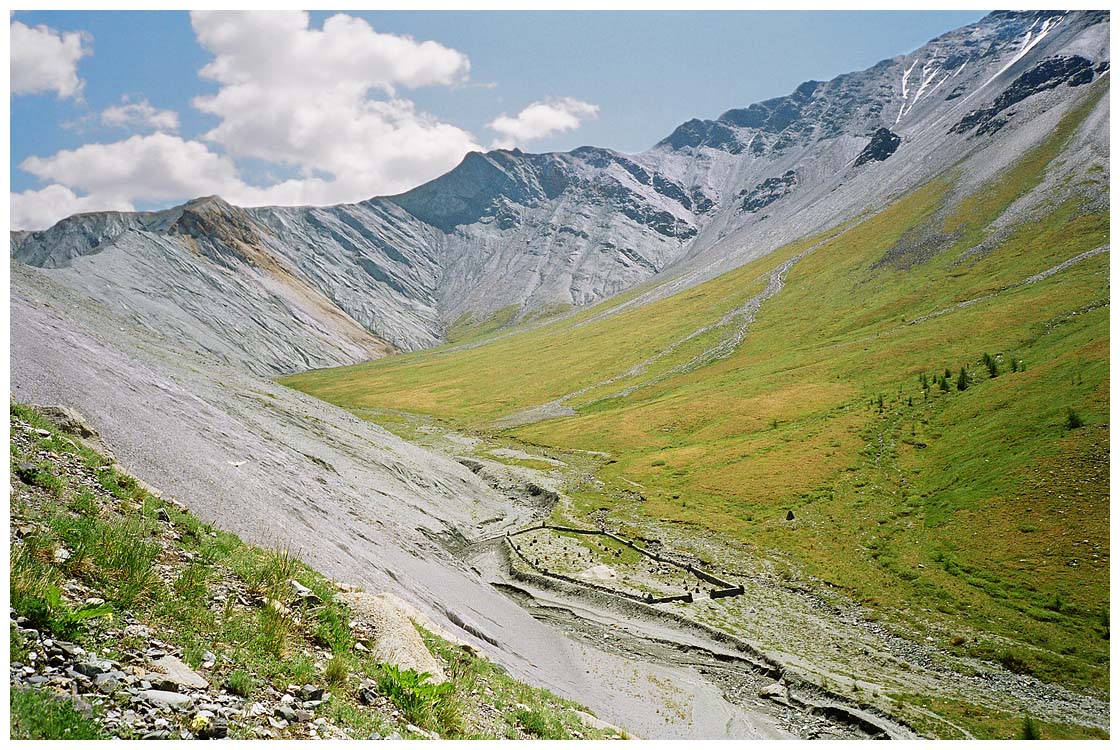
left=10, top=10, right=1110, bottom=740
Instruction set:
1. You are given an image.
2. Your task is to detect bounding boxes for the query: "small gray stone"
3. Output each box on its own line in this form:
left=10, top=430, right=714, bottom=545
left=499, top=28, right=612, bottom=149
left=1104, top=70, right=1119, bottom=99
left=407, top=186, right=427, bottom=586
left=65, top=667, right=91, bottom=683
left=140, top=689, right=194, bottom=710
left=74, top=656, right=113, bottom=677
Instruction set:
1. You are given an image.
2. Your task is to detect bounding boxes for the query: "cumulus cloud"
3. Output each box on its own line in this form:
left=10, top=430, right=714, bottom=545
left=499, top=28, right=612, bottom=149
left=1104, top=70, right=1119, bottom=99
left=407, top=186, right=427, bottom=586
left=12, top=133, right=254, bottom=229
left=11, top=131, right=390, bottom=230
left=189, top=10, right=481, bottom=202
left=101, top=96, right=180, bottom=132
left=11, top=185, right=132, bottom=232
left=20, top=133, right=244, bottom=206
left=10, top=20, right=90, bottom=98
left=487, top=97, right=599, bottom=149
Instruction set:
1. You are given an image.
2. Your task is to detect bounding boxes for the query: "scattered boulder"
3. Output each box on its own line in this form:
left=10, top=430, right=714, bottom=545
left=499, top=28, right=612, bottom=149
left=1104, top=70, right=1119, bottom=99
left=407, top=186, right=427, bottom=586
left=274, top=705, right=298, bottom=723
left=197, top=718, right=228, bottom=740
left=33, top=404, right=116, bottom=459
left=338, top=592, right=447, bottom=682
left=144, top=655, right=209, bottom=691
left=290, top=580, right=322, bottom=604
left=139, top=689, right=194, bottom=710
left=14, top=462, right=39, bottom=484
left=74, top=655, right=115, bottom=677
left=759, top=681, right=790, bottom=705
left=34, top=405, right=95, bottom=438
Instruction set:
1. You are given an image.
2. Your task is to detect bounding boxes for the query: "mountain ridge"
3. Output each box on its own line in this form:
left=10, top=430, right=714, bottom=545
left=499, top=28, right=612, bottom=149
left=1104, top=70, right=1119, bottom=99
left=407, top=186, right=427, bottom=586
left=10, top=10, right=1109, bottom=375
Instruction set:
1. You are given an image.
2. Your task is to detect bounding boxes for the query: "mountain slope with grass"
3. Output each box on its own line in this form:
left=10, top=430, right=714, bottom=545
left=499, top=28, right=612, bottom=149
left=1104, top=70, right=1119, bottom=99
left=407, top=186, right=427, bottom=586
left=283, top=67, right=1109, bottom=738
left=9, top=402, right=626, bottom=741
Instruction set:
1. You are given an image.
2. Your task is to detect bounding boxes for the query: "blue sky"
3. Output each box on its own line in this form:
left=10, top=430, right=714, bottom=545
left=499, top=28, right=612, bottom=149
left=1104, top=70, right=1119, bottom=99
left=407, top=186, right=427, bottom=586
left=10, top=10, right=986, bottom=229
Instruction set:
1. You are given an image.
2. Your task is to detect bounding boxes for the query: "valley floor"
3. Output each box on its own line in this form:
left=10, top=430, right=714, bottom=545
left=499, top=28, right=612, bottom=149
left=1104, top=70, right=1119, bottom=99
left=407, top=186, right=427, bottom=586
left=351, top=410, right=1110, bottom=740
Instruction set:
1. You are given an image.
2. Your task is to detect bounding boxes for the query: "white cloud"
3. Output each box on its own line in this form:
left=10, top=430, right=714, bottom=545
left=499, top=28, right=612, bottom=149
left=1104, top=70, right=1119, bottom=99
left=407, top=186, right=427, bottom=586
left=10, top=131, right=392, bottom=230
left=11, top=185, right=132, bottom=232
left=10, top=20, right=90, bottom=99
left=12, top=133, right=272, bottom=229
left=19, top=133, right=245, bottom=207
left=487, top=97, right=599, bottom=149
left=101, top=96, right=180, bottom=132
left=189, top=10, right=481, bottom=202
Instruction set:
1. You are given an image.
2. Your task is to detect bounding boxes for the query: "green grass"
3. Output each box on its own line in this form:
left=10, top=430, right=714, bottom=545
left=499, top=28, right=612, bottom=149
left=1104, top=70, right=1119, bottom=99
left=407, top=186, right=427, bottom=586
left=10, top=688, right=104, bottom=740
left=513, top=706, right=567, bottom=739
left=446, top=305, right=521, bottom=344
left=280, top=82, right=1108, bottom=734
left=421, top=630, right=613, bottom=739
left=375, top=664, right=455, bottom=730
left=889, top=693, right=1109, bottom=741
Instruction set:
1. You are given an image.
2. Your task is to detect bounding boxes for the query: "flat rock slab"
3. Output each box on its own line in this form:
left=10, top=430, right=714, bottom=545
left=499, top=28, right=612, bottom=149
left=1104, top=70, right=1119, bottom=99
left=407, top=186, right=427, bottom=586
left=145, top=655, right=208, bottom=690
left=339, top=592, right=447, bottom=683
left=139, top=689, right=194, bottom=709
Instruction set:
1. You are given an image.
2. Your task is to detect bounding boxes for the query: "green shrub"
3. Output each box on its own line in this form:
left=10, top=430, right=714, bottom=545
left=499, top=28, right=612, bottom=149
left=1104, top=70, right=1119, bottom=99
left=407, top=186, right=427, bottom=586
left=512, top=707, right=567, bottom=739
left=225, top=669, right=258, bottom=698
left=376, top=664, right=454, bottom=729
left=1065, top=408, right=1084, bottom=430
left=1021, top=713, right=1041, bottom=740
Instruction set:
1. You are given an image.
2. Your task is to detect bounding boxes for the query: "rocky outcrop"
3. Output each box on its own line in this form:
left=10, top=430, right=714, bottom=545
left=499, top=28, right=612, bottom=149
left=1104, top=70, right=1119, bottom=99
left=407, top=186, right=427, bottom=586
left=853, top=128, right=902, bottom=166
left=951, top=55, right=1099, bottom=135
left=739, top=171, right=798, bottom=213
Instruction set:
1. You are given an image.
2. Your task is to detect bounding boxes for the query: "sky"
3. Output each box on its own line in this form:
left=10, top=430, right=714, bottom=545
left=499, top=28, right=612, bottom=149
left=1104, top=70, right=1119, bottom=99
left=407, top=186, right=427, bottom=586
left=9, top=9, right=987, bottom=230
